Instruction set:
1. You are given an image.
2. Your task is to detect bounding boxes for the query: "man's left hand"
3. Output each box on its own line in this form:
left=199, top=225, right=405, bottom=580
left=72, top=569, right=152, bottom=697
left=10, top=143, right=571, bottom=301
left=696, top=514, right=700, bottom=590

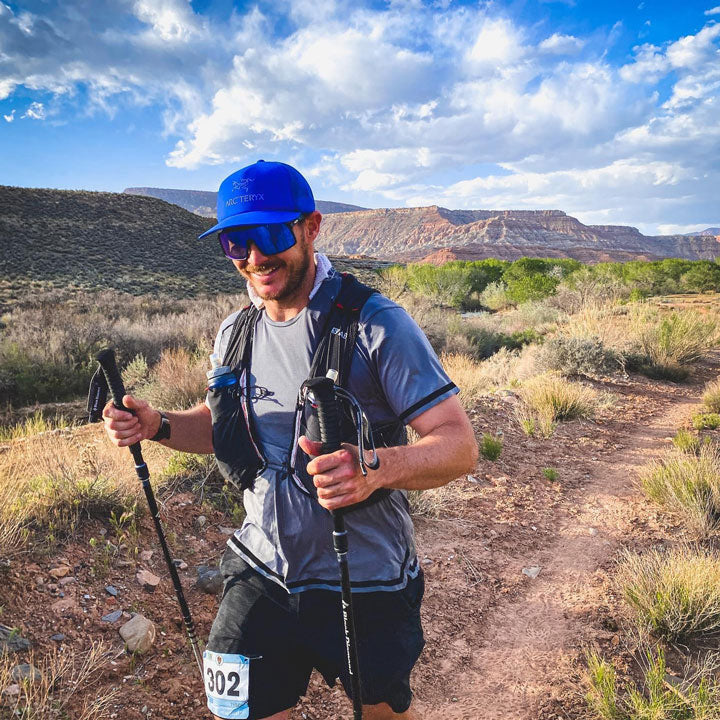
left=298, top=436, right=381, bottom=511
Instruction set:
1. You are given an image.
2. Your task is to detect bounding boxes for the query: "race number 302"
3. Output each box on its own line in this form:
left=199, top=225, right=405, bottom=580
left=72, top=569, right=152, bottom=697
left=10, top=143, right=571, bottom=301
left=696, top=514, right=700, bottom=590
left=203, top=651, right=251, bottom=719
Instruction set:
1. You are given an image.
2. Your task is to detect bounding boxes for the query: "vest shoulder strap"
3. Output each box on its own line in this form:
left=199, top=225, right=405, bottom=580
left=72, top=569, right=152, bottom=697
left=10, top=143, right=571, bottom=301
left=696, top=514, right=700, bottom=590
left=222, top=304, right=260, bottom=370
left=308, top=272, right=377, bottom=387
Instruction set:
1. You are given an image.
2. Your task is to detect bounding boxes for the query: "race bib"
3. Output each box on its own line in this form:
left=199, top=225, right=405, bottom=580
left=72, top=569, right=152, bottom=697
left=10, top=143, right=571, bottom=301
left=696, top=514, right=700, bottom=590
left=203, top=651, right=250, bottom=719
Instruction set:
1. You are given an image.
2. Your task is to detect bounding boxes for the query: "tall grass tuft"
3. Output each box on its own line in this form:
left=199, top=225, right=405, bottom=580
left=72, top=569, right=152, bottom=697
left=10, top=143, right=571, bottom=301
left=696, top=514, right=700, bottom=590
left=639, top=445, right=720, bottom=537
left=702, top=378, right=720, bottom=413
left=440, top=352, right=487, bottom=408
left=585, top=646, right=720, bottom=719
left=135, top=347, right=208, bottom=410
left=617, top=545, right=720, bottom=642
left=0, top=410, right=75, bottom=441
left=517, top=372, right=600, bottom=431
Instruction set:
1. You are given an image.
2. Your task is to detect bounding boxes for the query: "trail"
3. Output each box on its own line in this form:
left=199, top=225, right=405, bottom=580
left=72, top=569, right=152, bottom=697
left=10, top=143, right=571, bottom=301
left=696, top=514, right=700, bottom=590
left=413, top=385, right=700, bottom=720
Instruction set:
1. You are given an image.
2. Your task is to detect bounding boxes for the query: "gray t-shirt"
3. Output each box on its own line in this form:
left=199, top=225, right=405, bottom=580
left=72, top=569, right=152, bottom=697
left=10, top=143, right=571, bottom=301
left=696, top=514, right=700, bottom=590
left=212, top=267, right=457, bottom=593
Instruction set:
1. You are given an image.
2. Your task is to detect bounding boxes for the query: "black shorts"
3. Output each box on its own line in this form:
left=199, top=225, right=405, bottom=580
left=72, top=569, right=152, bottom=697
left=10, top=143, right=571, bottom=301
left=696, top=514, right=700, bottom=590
left=205, top=547, right=425, bottom=719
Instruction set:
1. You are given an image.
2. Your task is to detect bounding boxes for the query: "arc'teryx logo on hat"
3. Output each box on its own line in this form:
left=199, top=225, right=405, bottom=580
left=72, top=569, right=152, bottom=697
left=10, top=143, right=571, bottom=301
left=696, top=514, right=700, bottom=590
left=232, top=178, right=253, bottom=192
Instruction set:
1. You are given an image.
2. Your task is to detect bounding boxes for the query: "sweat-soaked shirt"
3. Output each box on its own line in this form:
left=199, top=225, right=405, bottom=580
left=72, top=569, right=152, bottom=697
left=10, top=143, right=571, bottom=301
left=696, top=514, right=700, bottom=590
left=212, top=262, right=458, bottom=594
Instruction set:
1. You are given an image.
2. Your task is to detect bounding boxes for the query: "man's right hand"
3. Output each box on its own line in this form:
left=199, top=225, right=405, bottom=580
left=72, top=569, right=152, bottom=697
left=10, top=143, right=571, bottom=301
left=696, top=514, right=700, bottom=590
left=102, top=395, right=161, bottom=448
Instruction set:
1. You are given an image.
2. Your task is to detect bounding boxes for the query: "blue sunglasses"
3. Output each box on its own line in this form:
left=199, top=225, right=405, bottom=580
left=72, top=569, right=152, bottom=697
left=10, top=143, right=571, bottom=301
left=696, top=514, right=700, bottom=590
left=218, top=215, right=306, bottom=260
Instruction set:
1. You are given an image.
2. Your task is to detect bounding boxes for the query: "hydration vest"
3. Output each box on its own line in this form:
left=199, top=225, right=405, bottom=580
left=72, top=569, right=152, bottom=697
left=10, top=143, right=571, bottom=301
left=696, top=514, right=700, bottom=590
left=206, top=273, right=405, bottom=503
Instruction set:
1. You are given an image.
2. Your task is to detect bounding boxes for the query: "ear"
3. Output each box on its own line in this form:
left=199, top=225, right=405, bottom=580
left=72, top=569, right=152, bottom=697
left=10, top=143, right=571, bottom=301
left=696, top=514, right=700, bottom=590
left=303, top=210, right=322, bottom=242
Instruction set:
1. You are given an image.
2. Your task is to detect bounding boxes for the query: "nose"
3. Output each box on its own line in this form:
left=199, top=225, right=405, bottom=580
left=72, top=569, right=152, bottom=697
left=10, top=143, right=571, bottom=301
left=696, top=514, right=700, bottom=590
left=244, top=240, right=270, bottom=267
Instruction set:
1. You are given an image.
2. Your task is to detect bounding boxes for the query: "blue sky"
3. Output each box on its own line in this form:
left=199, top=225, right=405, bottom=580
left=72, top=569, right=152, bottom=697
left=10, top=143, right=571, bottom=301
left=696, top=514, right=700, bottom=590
left=1, top=0, right=718, bottom=234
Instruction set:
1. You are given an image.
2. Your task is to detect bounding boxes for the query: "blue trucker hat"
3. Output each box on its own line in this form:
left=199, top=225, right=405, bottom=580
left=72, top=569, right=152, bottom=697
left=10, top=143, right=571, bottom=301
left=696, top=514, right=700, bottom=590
left=198, top=160, right=315, bottom=239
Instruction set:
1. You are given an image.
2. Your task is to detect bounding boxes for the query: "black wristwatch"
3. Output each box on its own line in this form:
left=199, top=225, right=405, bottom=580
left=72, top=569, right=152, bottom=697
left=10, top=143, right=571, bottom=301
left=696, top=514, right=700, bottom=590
left=150, top=412, right=171, bottom=442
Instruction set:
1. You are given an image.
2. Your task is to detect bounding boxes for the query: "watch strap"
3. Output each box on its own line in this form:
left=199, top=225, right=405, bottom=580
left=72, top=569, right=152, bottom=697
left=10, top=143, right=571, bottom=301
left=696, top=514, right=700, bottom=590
left=150, top=411, right=171, bottom=442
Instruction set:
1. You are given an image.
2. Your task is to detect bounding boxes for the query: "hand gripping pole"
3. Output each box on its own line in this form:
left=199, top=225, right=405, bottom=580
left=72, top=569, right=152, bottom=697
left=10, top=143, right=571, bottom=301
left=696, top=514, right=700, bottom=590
left=95, top=349, right=204, bottom=677
left=304, top=376, right=364, bottom=720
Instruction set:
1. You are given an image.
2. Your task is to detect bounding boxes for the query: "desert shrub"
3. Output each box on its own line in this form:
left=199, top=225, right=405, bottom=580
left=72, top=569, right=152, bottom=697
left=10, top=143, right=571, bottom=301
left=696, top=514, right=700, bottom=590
left=585, top=646, right=720, bottom=720
left=702, top=378, right=720, bottom=413
left=536, top=335, right=617, bottom=378
left=135, top=347, right=208, bottom=410
left=672, top=429, right=702, bottom=455
left=0, top=642, right=117, bottom=720
left=692, top=413, right=720, bottom=430
left=517, top=373, right=601, bottom=425
left=478, top=281, right=513, bottom=311
left=121, top=354, right=150, bottom=391
left=639, top=445, right=720, bottom=536
left=618, top=545, right=720, bottom=642
left=542, top=468, right=558, bottom=481
left=480, top=433, right=503, bottom=461
left=629, top=308, right=719, bottom=367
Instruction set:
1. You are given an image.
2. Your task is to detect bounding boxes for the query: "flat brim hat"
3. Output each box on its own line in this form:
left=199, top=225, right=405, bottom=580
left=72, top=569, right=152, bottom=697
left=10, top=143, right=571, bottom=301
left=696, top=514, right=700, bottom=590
left=198, top=159, right=315, bottom=239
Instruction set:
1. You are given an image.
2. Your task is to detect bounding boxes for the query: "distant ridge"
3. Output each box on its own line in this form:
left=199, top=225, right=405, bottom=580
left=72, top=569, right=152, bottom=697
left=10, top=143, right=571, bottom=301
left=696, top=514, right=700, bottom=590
left=684, top=227, right=720, bottom=237
left=316, top=206, right=720, bottom=263
left=123, top=187, right=367, bottom=218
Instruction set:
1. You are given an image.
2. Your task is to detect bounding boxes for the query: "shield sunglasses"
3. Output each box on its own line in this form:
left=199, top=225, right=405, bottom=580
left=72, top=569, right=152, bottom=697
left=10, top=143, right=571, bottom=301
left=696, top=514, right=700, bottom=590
left=217, top=215, right=306, bottom=261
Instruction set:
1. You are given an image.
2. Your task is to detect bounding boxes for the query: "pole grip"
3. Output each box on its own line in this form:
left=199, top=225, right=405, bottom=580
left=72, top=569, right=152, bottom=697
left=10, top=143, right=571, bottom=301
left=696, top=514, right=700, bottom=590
left=306, top=377, right=342, bottom=454
left=96, top=348, right=129, bottom=411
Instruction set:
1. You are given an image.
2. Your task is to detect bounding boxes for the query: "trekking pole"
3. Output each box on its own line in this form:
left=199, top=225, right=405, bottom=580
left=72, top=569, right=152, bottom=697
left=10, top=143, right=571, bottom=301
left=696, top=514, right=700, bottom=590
left=95, top=348, right=204, bottom=678
left=305, top=376, right=363, bottom=720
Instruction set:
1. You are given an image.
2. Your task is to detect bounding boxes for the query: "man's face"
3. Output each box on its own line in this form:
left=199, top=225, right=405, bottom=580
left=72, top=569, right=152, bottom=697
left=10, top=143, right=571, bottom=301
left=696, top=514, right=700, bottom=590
left=232, top=218, right=314, bottom=303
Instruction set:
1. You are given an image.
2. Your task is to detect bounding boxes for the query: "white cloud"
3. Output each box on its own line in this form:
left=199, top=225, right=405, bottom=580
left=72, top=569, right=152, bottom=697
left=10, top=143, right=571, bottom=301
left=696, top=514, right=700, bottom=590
left=22, top=101, right=45, bottom=119
left=705, top=6, right=720, bottom=15
left=0, top=2, right=719, bottom=231
left=539, top=33, right=585, bottom=54
left=3, top=109, right=14, bottom=122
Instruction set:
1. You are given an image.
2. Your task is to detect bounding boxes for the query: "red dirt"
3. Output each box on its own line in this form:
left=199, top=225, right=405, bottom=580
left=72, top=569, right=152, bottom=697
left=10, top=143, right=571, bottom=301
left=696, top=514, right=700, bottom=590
left=1, top=358, right=716, bottom=719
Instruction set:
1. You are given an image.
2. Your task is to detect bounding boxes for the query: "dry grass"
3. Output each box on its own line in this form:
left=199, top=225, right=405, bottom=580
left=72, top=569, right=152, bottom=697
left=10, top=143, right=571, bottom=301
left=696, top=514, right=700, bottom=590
left=517, top=372, right=601, bottom=424
left=585, top=645, right=720, bottom=719
left=135, top=347, right=208, bottom=410
left=0, top=425, right=172, bottom=545
left=639, top=445, right=720, bottom=537
left=617, top=545, right=720, bottom=642
left=440, top=352, right=488, bottom=408
left=702, top=378, right=720, bottom=413
left=0, top=641, right=117, bottom=719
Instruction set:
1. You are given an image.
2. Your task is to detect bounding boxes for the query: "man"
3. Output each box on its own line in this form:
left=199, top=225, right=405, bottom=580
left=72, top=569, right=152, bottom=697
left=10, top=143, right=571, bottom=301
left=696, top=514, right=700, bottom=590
left=103, top=160, right=477, bottom=720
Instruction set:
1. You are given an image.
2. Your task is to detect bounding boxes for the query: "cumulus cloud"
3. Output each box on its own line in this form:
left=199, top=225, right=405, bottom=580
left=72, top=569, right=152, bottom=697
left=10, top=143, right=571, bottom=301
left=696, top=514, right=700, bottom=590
left=705, top=6, right=720, bottom=15
left=1, top=1, right=718, bottom=231
left=539, top=33, right=585, bottom=54
left=3, top=109, right=14, bottom=122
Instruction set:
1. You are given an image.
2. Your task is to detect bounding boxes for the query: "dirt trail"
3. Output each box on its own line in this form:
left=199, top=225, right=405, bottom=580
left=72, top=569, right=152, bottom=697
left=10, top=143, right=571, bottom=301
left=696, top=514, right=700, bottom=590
left=415, top=389, right=700, bottom=720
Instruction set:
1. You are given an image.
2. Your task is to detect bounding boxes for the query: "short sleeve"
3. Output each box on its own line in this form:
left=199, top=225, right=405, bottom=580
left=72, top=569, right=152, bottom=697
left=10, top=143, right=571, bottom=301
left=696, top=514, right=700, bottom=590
left=358, top=297, right=458, bottom=424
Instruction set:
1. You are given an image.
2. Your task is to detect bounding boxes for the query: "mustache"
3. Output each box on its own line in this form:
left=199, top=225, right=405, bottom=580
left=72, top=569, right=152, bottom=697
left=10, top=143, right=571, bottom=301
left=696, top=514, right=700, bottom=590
left=244, top=261, right=283, bottom=273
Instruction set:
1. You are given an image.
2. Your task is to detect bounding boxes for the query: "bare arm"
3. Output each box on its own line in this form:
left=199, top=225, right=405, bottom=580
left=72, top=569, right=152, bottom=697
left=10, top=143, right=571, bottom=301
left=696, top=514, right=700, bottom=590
left=102, top=395, right=214, bottom=454
left=298, top=394, right=478, bottom=511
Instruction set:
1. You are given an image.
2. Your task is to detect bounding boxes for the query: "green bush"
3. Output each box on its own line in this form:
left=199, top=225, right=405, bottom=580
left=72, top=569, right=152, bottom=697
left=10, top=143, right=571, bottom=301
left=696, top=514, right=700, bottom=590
left=672, top=429, right=702, bottom=455
left=480, top=433, right=503, bottom=461
left=542, top=467, right=558, bottom=481
left=693, top=413, right=720, bottom=430
left=702, top=378, right=720, bottom=413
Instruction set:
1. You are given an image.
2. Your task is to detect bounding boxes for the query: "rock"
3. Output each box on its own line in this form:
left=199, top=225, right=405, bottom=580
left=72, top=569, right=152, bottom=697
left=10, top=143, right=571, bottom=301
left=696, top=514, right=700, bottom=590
left=196, top=566, right=223, bottom=595
left=51, top=597, right=79, bottom=614
left=139, top=550, right=153, bottom=563
left=34, top=576, right=44, bottom=587
left=50, top=634, right=65, bottom=642
left=522, top=566, right=542, bottom=580
left=11, top=664, right=43, bottom=683
left=0, top=625, right=30, bottom=654
left=195, top=515, right=207, bottom=528
left=59, top=576, right=76, bottom=587
left=49, top=566, right=71, bottom=579
left=136, top=570, right=161, bottom=592
left=589, top=527, right=599, bottom=536
left=218, top=526, right=235, bottom=535
left=172, top=559, right=188, bottom=571
left=105, top=585, right=118, bottom=597
left=119, top=615, right=156, bottom=653
left=3, top=684, right=20, bottom=696
left=102, top=610, right=123, bottom=623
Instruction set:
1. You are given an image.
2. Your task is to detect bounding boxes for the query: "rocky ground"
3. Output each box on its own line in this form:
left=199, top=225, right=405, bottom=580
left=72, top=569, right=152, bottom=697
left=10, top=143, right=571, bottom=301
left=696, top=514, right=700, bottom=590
left=1, top=357, right=716, bottom=719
